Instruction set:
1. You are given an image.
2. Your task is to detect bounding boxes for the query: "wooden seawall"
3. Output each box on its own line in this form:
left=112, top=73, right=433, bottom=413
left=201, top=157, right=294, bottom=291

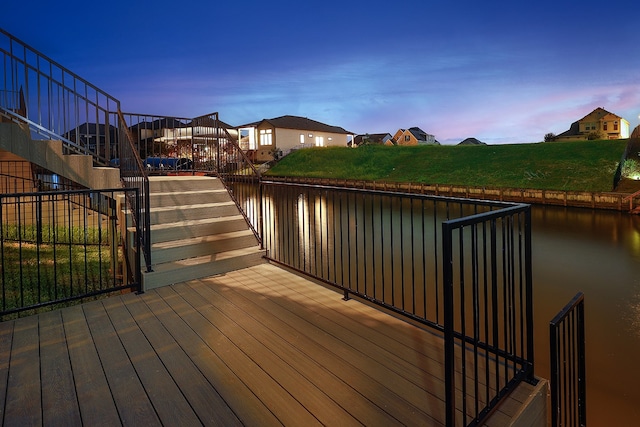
left=268, top=176, right=639, bottom=212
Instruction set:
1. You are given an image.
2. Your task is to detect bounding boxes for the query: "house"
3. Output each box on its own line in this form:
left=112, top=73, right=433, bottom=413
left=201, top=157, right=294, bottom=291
left=458, top=137, right=486, bottom=146
left=237, top=115, right=354, bottom=161
left=352, top=133, right=393, bottom=147
left=555, top=107, right=630, bottom=141
left=391, top=127, right=439, bottom=146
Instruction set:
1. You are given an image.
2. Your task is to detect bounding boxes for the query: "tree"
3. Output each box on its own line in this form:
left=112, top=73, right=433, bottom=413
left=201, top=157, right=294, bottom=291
left=544, top=132, right=557, bottom=142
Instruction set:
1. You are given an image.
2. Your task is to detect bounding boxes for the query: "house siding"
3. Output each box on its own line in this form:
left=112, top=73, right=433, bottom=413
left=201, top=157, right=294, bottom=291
left=255, top=126, right=349, bottom=161
left=558, top=108, right=630, bottom=141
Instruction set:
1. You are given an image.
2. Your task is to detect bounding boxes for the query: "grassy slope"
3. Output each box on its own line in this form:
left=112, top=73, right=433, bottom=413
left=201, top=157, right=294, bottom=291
left=267, top=140, right=627, bottom=192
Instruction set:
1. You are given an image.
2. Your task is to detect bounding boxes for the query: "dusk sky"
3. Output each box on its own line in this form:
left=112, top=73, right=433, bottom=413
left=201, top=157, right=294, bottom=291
left=3, top=0, right=640, bottom=144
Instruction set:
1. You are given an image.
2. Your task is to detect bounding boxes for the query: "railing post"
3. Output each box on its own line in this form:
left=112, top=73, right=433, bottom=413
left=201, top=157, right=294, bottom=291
left=442, top=221, right=455, bottom=426
left=524, top=208, right=536, bottom=382
left=134, top=187, right=143, bottom=291
left=577, top=297, right=587, bottom=425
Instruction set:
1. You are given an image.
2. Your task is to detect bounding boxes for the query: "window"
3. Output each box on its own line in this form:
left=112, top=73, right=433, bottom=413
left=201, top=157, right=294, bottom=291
left=614, top=121, right=619, bottom=131
left=404, top=134, right=410, bottom=142
left=315, top=136, right=324, bottom=147
left=260, top=129, right=272, bottom=146
left=300, top=134, right=305, bottom=144
left=603, top=122, right=608, bottom=131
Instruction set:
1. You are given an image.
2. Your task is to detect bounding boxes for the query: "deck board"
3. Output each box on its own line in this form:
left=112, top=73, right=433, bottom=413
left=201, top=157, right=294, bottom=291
left=61, top=305, right=122, bottom=426
left=5, top=315, right=40, bottom=426
left=121, top=293, right=242, bottom=425
left=0, top=263, right=544, bottom=426
left=39, top=310, right=82, bottom=426
left=82, top=300, right=160, bottom=425
left=100, top=296, right=202, bottom=426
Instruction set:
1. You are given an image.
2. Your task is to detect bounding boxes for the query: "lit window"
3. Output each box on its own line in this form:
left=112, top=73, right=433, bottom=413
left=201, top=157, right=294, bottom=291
left=315, top=136, right=324, bottom=147
left=300, top=134, right=305, bottom=144
left=260, top=129, right=272, bottom=146
left=328, top=137, right=332, bottom=141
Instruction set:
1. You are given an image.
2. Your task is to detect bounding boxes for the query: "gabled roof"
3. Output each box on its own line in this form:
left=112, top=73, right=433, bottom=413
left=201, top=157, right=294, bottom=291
left=239, top=115, right=352, bottom=134
left=408, top=126, right=428, bottom=141
left=458, top=137, right=486, bottom=146
left=579, top=107, right=621, bottom=122
left=353, top=133, right=392, bottom=145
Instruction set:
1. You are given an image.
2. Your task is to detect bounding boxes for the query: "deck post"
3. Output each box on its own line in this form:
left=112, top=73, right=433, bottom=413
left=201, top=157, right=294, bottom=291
left=442, top=221, right=455, bottom=426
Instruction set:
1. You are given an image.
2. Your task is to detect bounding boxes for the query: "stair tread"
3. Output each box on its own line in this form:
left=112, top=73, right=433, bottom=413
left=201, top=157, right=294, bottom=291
left=148, top=247, right=264, bottom=272
left=149, top=201, right=235, bottom=213
left=149, top=189, right=228, bottom=197
left=151, top=229, right=255, bottom=250
left=149, top=214, right=246, bottom=231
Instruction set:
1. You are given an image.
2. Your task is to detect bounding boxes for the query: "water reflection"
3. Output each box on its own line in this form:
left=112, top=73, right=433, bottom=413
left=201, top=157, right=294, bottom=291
left=530, top=206, right=640, bottom=424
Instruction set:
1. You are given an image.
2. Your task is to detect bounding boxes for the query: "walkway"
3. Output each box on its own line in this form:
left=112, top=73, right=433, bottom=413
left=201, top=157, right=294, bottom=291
left=0, top=263, right=543, bottom=426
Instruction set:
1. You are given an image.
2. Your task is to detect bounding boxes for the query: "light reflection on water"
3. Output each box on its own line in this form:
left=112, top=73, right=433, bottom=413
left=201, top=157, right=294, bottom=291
left=530, top=206, right=640, bottom=424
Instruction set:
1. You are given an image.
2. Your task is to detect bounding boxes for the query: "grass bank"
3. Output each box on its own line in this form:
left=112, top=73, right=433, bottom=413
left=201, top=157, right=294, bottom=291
left=267, top=140, right=627, bottom=192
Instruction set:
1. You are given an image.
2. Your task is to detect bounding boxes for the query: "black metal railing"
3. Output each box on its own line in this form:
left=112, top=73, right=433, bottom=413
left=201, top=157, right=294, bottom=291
left=211, top=125, right=262, bottom=244
left=117, top=110, right=152, bottom=272
left=0, top=28, right=120, bottom=166
left=0, top=187, right=141, bottom=317
left=442, top=204, right=535, bottom=426
left=550, top=292, right=586, bottom=427
left=259, top=181, right=534, bottom=425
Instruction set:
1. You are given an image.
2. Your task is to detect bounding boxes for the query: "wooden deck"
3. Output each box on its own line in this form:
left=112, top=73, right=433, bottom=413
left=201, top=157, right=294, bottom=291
left=0, top=263, right=546, bottom=426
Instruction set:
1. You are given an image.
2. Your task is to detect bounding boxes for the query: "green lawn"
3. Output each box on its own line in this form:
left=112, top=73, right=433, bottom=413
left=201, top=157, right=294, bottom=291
left=267, top=140, right=628, bottom=192
left=0, top=224, right=121, bottom=317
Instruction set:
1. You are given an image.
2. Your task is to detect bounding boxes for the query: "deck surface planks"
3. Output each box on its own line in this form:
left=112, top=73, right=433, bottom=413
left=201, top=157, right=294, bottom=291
left=0, top=263, right=542, bottom=426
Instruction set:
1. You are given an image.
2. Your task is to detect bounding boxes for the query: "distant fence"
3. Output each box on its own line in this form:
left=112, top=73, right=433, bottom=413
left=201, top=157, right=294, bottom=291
left=266, top=177, right=636, bottom=212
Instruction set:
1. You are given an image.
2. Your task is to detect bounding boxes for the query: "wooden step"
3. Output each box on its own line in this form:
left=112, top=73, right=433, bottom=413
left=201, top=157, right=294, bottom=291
left=151, top=229, right=259, bottom=264
left=149, top=189, right=231, bottom=207
left=142, top=247, right=265, bottom=289
left=149, top=176, right=224, bottom=193
left=149, top=215, right=251, bottom=244
left=149, top=201, right=240, bottom=224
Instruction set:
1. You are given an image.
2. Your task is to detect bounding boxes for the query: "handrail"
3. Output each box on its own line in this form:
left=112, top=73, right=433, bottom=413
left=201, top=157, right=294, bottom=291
left=621, top=189, right=640, bottom=201
left=213, top=121, right=263, bottom=244
left=621, top=189, right=640, bottom=213
left=0, top=28, right=120, bottom=166
left=220, top=126, right=261, bottom=177
left=116, top=109, right=152, bottom=273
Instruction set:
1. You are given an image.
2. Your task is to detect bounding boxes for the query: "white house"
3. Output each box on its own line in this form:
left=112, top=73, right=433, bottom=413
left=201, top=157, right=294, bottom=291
left=237, top=115, right=354, bottom=161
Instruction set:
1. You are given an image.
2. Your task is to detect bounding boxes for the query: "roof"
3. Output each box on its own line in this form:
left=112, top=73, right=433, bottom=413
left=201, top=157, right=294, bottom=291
left=353, top=133, right=392, bottom=145
left=579, top=107, right=621, bottom=122
left=408, top=127, right=428, bottom=140
left=557, top=107, right=626, bottom=138
left=239, top=115, right=352, bottom=134
left=458, top=137, right=486, bottom=145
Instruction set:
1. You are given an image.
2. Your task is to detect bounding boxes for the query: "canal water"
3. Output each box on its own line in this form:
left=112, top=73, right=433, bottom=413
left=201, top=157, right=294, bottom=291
left=530, top=206, right=640, bottom=425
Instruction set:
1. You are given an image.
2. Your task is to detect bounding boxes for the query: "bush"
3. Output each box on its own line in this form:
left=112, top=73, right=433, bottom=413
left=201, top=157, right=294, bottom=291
left=587, top=131, right=605, bottom=140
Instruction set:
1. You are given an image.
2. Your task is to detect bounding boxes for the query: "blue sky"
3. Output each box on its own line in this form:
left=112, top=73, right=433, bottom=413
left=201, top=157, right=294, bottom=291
left=3, top=0, right=640, bottom=144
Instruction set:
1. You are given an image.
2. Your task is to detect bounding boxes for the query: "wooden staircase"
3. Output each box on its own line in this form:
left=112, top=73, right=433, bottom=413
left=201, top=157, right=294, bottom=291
left=623, top=189, right=640, bottom=215
left=0, top=122, right=120, bottom=189
left=139, top=176, right=265, bottom=290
